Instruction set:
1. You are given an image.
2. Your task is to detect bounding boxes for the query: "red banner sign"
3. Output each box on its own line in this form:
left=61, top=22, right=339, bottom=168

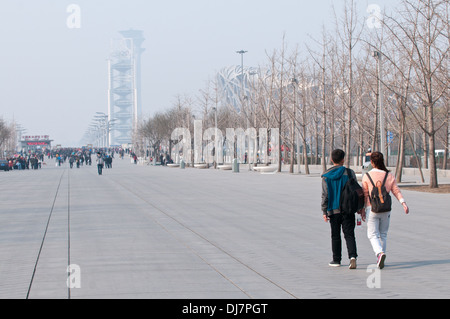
left=26, top=142, right=49, bottom=146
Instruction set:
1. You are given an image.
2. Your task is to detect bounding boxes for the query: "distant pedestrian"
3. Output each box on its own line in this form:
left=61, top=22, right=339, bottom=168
left=321, top=149, right=363, bottom=269
left=106, top=155, right=112, bottom=168
left=362, top=151, right=409, bottom=269
left=96, top=153, right=104, bottom=175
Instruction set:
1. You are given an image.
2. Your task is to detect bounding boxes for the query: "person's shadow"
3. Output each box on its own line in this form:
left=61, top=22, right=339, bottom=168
left=384, top=259, right=450, bottom=269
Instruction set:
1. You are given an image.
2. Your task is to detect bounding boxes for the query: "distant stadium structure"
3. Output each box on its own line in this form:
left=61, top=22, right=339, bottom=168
left=216, top=66, right=267, bottom=112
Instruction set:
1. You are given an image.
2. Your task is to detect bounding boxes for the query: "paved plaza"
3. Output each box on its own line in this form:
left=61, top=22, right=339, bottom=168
left=0, top=157, right=449, bottom=299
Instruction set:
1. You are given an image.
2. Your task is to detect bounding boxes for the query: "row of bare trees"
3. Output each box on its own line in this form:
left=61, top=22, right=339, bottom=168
left=138, top=0, right=448, bottom=188
left=0, top=118, right=15, bottom=155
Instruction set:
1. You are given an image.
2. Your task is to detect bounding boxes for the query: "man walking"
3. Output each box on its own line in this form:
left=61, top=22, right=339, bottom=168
left=321, top=149, right=363, bottom=269
left=96, top=152, right=104, bottom=175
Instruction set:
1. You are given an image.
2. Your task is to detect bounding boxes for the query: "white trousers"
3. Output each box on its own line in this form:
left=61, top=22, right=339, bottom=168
left=367, top=210, right=391, bottom=256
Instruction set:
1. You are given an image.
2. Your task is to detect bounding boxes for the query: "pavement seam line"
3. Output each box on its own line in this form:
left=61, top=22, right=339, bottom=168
left=67, top=168, right=71, bottom=299
left=26, top=168, right=66, bottom=299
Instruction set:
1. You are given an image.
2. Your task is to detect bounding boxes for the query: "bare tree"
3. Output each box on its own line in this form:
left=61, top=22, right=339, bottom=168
left=285, top=47, right=301, bottom=174
left=333, top=0, right=364, bottom=167
left=297, top=63, right=311, bottom=175
left=385, top=0, right=449, bottom=188
left=271, top=35, right=289, bottom=172
left=0, top=118, right=13, bottom=152
left=307, top=25, right=332, bottom=173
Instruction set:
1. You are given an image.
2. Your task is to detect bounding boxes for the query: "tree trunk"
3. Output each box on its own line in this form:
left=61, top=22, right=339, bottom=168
left=444, top=114, right=449, bottom=170
left=427, top=103, right=438, bottom=188
left=395, top=112, right=406, bottom=182
left=289, top=114, right=295, bottom=174
left=321, top=103, right=327, bottom=173
left=346, top=107, right=352, bottom=167
left=302, top=135, right=310, bottom=174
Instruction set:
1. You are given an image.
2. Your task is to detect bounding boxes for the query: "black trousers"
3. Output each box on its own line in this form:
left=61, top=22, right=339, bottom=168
left=97, top=164, right=103, bottom=175
left=329, top=213, right=357, bottom=262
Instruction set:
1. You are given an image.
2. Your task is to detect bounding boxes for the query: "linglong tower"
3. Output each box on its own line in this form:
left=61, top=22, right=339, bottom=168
left=108, top=29, right=145, bottom=146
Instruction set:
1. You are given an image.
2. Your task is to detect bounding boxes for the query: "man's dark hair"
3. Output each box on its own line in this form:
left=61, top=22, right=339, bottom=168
left=331, top=149, right=345, bottom=164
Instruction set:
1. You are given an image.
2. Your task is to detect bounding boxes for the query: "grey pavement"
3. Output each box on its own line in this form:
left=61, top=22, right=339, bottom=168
left=0, top=158, right=449, bottom=299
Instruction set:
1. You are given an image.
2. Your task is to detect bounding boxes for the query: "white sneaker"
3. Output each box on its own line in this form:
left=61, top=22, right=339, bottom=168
left=349, top=257, right=357, bottom=269
left=329, top=260, right=341, bottom=267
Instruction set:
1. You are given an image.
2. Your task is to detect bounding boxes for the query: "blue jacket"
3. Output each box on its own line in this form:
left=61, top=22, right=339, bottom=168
left=321, top=166, right=355, bottom=215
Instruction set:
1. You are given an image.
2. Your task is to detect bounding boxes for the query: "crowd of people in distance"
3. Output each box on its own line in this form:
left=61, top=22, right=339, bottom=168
left=3, top=153, right=44, bottom=170
left=147, top=152, right=173, bottom=166
left=67, top=150, right=92, bottom=168
left=56, top=148, right=118, bottom=171
left=1, top=147, right=127, bottom=172
left=2, top=147, right=178, bottom=174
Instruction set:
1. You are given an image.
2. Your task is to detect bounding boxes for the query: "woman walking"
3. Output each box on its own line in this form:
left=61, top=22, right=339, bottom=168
left=362, top=152, right=409, bottom=269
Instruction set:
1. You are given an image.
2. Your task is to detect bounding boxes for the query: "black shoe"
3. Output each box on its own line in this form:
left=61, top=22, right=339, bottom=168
left=377, top=253, right=386, bottom=269
left=329, top=260, right=341, bottom=267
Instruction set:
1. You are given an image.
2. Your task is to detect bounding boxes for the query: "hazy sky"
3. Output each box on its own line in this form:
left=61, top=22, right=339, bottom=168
left=0, top=0, right=401, bottom=146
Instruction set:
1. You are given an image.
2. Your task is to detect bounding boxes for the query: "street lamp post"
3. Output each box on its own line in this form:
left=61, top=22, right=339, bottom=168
left=108, top=118, right=117, bottom=148
left=95, top=112, right=108, bottom=148
left=373, top=51, right=385, bottom=158
left=94, top=116, right=106, bottom=148
left=236, top=49, right=249, bottom=169
left=291, top=77, right=300, bottom=174
left=212, top=107, right=218, bottom=168
left=89, top=124, right=101, bottom=147
left=95, top=112, right=117, bottom=149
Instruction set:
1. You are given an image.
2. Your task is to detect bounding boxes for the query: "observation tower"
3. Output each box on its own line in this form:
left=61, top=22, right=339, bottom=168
left=107, top=29, right=145, bottom=146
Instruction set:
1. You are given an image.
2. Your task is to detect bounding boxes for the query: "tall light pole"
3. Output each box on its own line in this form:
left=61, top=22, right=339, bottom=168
left=89, top=124, right=101, bottom=147
left=212, top=107, right=218, bottom=168
left=236, top=49, right=248, bottom=168
left=94, top=114, right=107, bottom=148
left=236, top=50, right=247, bottom=111
left=96, top=112, right=117, bottom=148
left=291, top=77, right=300, bottom=174
left=373, top=51, right=385, bottom=157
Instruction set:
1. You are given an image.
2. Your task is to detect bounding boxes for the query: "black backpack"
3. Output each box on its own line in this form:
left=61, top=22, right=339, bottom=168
left=340, top=169, right=365, bottom=214
left=366, top=172, right=392, bottom=213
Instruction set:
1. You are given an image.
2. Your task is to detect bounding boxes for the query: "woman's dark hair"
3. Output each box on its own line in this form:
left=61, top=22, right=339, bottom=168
left=371, top=151, right=389, bottom=172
